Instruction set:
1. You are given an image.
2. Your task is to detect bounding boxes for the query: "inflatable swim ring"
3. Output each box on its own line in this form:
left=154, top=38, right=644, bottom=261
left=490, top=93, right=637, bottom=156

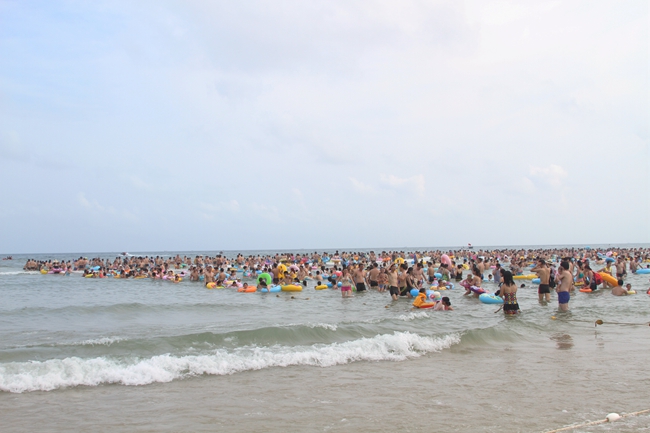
left=579, top=288, right=592, bottom=293
left=315, top=284, right=328, bottom=290
left=627, top=290, right=636, bottom=295
left=532, top=278, right=541, bottom=284
left=513, top=274, right=536, bottom=280
left=470, top=286, right=486, bottom=295
left=237, top=287, right=256, bottom=293
left=40, top=269, right=48, bottom=274
left=598, top=272, right=619, bottom=286
left=282, top=285, right=302, bottom=292
left=258, top=272, right=273, bottom=285
left=635, top=269, right=650, bottom=274
left=479, top=293, right=503, bottom=304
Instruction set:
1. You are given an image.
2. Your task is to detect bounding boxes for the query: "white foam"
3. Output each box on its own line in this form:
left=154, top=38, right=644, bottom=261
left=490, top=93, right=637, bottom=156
left=0, top=271, right=38, bottom=275
left=308, top=323, right=338, bottom=331
left=72, top=337, right=126, bottom=346
left=396, top=311, right=430, bottom=321
left=280, top=322, right=338, bottom=331
left=0, top=332, right=460, bottom=393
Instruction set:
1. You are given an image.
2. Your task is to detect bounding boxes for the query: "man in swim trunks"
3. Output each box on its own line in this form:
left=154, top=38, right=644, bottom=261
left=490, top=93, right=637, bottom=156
left=367, top=263, right=380, bottom=290
left=556, top=261, right=571, bottom=311
left=387, top=264, right=399, bottom=301
left=531, top=258, right=551, bottom=303
left=615, top=257, right=627, bottom=280
left=427, top=262, right=436, bottom=283
left=353, top=264, right=367, bottom=292
left=397, top=263, right=409, bottom=296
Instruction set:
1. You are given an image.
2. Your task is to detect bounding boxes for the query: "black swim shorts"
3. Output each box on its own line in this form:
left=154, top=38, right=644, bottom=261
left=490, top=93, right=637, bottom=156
left=356, top=282, right=366, bottom=292
left=389, top=286, right=399, bottom=296
left=538, top=284, right=550, bottom=294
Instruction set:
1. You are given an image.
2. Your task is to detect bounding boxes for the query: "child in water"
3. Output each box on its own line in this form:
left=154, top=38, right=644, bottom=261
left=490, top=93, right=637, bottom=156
left=412, top=288, right=435, bottom=309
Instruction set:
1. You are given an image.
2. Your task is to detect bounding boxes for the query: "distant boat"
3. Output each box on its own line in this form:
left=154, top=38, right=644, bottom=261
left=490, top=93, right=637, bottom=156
left=467, top=243, right=473, bottom=250
left=2, top=256, right=12, bottom=260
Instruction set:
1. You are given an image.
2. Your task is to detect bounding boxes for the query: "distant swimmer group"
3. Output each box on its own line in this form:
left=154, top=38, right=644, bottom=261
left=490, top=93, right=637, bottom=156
left=26, top=246, right=650, bottom=312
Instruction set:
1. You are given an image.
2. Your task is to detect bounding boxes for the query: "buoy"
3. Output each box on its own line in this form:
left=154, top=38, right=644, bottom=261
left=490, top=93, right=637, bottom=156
left=606, top=413, right=621, bottom=422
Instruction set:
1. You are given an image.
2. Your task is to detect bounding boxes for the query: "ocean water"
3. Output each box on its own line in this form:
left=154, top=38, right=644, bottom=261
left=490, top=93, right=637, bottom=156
left=1, top=248, right=650, bottom=432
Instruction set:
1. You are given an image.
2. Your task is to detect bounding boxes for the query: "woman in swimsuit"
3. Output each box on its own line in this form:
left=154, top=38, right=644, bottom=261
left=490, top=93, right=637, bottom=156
left=339, top=268, right=354, bottom=298
left=500, top=270, right=520, bottom=315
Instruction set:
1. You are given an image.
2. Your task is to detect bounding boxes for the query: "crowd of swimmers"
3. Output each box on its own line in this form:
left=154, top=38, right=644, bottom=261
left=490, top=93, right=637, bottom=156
left=24, top=246, right=650, bottom=313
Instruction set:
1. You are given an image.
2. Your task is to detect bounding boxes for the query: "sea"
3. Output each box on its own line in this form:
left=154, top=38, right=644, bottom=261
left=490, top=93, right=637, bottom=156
left=1, top=245, right=649, bottom=433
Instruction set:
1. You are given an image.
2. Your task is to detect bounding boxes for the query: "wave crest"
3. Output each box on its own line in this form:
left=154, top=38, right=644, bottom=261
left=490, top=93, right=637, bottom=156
left=0, top=332, right=459, bottom=393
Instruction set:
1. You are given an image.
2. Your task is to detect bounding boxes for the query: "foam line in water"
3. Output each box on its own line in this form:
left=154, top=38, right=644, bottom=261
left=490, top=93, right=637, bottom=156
left=396, top=311, right=430, bottom=321
left=0, top=332, right=460, bottom=393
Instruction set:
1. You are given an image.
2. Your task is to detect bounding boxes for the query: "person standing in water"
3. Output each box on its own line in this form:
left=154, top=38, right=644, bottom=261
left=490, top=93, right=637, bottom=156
left=531, top=258, right=551, bottom=303
left=339, top=268, right=354, bottom=298
left=387, top=264, right=399, bottom=301
left=500, top=270, right=520, bottom=315
left=556, top=261, right=572, bottom=311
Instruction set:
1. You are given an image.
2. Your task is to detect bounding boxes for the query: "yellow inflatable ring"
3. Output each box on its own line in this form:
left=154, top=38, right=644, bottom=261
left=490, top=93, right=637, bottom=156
left=315, top=284, right=328, bottom=290
left=282, top=285, right=303, bottom=292
left=513, top=274, right=536, bottom=280
left=598, top=272, right=619, bottom=286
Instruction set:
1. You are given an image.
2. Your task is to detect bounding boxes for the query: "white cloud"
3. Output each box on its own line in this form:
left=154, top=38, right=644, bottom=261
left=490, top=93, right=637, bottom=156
left=250, top=202, right=281, bottom=223
left=529, top=164, right=567, bottom=188
left=77, top=193, right=137, bottom=221
left=200, top=200, right=240, bottom=215
left=380, top=174, right=425, bottom=196
left=350, top=177, right=375, bottom=194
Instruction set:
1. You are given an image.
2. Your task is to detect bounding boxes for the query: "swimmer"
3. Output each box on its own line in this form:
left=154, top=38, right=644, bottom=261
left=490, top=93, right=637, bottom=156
left=612, top=283, right=628, bottom=296
left=412, top=288, right=435, bottom=308
left=433, top=296, right=453, bottom=311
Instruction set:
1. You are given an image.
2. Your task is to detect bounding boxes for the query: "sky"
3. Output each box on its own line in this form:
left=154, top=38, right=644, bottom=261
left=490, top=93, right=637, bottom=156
left=0, top=0, right=648, bottom=254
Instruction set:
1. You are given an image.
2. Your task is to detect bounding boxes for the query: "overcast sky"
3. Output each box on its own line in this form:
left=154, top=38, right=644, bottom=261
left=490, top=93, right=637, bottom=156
left=1, top=0, right=648, bottom=254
